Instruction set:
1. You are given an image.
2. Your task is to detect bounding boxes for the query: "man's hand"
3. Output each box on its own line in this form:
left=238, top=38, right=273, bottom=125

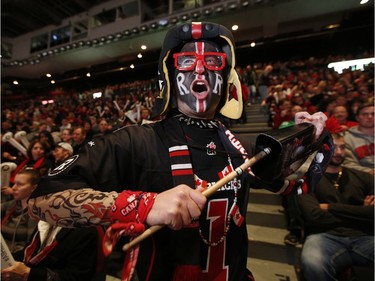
left=319, top=203, right=329, bottom=212
left=295, top=112, right=327, bottom=140
left=1, top=262, right=30, bottom=281
left=146, top=184, right=207, bottom=230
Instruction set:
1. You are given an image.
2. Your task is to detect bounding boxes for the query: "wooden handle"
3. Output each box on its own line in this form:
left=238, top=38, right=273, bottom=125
left=122, top=148, right=271, bottom=252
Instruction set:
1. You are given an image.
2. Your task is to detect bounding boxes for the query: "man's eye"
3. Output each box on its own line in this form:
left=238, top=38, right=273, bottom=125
left=205, top=56, right=219, bottom=66
left=180, top=56, right=195, bottom=67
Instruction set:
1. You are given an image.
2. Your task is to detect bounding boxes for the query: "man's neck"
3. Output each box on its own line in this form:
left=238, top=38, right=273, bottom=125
left=325, top=165, right=341, bottom=173
left=358, top=126, right=374, bottom=135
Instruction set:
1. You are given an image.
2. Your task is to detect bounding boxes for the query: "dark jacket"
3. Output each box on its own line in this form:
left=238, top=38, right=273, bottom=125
left=297, top=167, right=374, bottom=237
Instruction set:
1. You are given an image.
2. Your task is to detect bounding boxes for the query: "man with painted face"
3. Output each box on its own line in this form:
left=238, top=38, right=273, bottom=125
left=28, top=22, right=331, bottom=281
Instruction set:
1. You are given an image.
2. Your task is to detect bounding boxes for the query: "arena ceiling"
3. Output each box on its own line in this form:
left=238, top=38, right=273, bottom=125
left=1, top=0, right=373, bottom=92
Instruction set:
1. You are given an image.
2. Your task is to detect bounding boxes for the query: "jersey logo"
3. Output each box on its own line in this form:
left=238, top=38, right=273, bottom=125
left=48, top=155, right=79, bottom=176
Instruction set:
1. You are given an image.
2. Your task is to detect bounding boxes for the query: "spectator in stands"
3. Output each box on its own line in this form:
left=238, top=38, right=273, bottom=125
left=60, top=128, right=74, bottom=145
left=298, top=132, right=374, bottom=281
left=9, top=140, right=54, bottom=184
left=53, top=142, right=74, bottom=167
left=72, top=126, right=87, bottom=154
left=38, top=130, right=56, bottom=150
left=1, top=169, right=40, bottom=253
left=258, top=64, right=274, bottom=104
left=290, top=92, right=316, bottom=114
left=344, top=103, right=374, bottom=175
left=245, top=64, right=258, bottom=105
left=96, top=118, right=113, bottom=136
left=1, top=222, right=104, bottom=281
left=272, top=99, right=292, bottom=129
left=331, top=105, right=358, bottom=130
left=279, top=104, right=303, bottom=129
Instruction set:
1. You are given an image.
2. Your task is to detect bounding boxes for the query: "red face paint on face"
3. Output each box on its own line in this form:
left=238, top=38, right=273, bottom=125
left=173, top=41, right=224, bottom=119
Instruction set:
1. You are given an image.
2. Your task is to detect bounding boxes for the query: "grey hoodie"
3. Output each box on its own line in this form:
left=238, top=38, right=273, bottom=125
left=344, top=126, right=374, bottom=174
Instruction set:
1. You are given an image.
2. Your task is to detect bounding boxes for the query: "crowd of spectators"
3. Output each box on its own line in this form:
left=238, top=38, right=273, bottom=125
left=1, top=53, right=373, bottom=178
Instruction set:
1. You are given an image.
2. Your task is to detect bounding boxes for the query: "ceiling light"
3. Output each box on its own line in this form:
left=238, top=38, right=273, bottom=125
left=241, top=0, right=249, bottom=7
left=141, top=45, right=147, bottom=50
left=232, top=25, right=239, bottom=31
left=250, top=42, right=256, bottom=47
left=46, top=73, right=51, bottom=77
left=130, top=64, right=135, bottom=69
left=140, top=25, right=148, bottom=32
left=137, top=53, right=143, bottom=58
left=150, top=22, right=158, bottom=29
left=204, top=8, right=213, bottom=15
left=51, top=80, right=55, bottom=84
left=132, top=28, right=140, bottom=34
left=192, top=12, right=201, bottom=18
left=360, top=0, right=369, bottom=4
left=215, top=6, right=224, bottom=13
left=158, top=19, right=169, bottom=27
left=228, top=2, right=237, bottom=9
left=86, top=72, right=91, bottom=77
left=180, top=14, right=190, bottom=21
left=13, top=80, right=19, bottom=85
left=124, top=30, right=131, bottom=36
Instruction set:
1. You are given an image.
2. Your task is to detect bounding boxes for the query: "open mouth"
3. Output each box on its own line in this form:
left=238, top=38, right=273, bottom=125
left=190, top=79, right=209, bottom=100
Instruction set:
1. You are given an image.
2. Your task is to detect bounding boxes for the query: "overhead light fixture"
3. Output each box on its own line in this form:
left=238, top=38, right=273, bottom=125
left=137, top=53, right=143, bottom=58
left=241, top=0, right=249, bottom=7
left=124, top=30, right=131, bottom=36
left=141, top=45, right=147, bottom=50
left=204, top=8, right=213, bottom=16
left=170, top=17, right=178, bottom=24
left=215, top=6, right=224, bottom=13
left=232, top=25, right=239, bottom=31
left=46, top=73, right=51, bottom=77
left=250, top=42, right=256, bottom=47
left=13, top=80, right=19, bottom=85
left=180, top=14, right=190, bottom=21
left=192, top=11, right=201, bottom=18
left=360, top=0, right=369, bottom=4
left=158, top=19, right=169, bottom=27
left=228, top=2, right=238, bottom=9
left=86, top=72, right=91, bottom=77
left=132, top=27, right=140, bottom=34
left=51, top=80, right=55, bottom=84
left=130, top=64, right=135, bottom=69
left=150, top=22, right=158, bottom=29
left=140, top=25, right=148, bottom=32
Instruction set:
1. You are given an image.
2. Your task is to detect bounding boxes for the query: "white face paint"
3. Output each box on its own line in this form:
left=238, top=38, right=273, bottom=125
left=173, top=41, right=224, bottom=119
left=176, top=73, right=189, bottom=95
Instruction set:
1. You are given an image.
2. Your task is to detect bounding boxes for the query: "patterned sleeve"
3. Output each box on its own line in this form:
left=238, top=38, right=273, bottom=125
left=28, top=188, right=118, bottom=227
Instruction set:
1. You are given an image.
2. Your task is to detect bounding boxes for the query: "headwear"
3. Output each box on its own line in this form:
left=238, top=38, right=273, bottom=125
left=58, top=142, right=73, bottom=155
left=153, top=22, right=243, bottom=119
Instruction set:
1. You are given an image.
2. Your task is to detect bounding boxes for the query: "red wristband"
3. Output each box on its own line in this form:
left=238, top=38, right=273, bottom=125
left=111, top=190, right=157, bottom=224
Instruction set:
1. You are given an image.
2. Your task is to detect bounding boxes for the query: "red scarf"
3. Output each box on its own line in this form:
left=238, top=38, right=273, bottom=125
left=10, top=157, right=45, bottom=183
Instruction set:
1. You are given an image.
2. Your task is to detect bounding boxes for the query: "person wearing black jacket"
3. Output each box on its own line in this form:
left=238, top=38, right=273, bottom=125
left=1, top=221, right=104, bottom=281
left=298, top=132, right=374, bottom=281
left=27, top=22, right=331, bottom=281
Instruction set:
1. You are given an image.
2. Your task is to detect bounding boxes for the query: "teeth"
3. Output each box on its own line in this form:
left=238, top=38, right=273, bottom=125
left=196, top=81, right=205, bottom=85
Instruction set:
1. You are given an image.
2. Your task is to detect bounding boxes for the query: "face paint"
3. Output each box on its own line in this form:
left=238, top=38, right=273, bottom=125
left=173, top=41, right=224, bottom=119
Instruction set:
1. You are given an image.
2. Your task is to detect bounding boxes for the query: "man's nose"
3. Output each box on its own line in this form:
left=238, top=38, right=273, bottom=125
left=194, top=59, right=205, bottom=74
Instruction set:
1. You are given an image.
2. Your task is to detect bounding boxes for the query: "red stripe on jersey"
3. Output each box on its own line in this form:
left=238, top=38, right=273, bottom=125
left=172, top=169, right=194, bottom=176
left=169, top=150, right=190, bottom=157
